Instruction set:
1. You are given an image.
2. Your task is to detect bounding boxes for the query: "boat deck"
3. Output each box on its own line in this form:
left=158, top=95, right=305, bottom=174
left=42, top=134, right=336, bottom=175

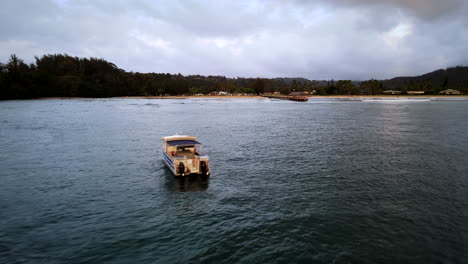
left=175, top=150, right=196, bottom=158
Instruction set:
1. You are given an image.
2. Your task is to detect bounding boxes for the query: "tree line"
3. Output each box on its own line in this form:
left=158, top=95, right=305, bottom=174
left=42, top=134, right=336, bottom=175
left=1, top=54, right=467, bottom=100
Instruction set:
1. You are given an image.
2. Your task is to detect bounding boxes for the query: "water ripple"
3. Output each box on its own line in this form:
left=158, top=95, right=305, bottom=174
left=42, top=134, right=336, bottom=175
left=1, top=98, right=467, bottom=263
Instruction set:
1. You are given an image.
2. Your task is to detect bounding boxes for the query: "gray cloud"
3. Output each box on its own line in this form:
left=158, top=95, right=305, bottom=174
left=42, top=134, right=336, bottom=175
left=301, top=0, right=466, bottom=21
left=1, top=0, right=467, bottom=80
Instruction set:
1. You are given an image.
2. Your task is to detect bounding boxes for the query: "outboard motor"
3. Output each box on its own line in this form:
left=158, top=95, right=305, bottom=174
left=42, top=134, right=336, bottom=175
left=200, top=161, right=208, bottom=175
left=178, top=162, right=185, bottom=176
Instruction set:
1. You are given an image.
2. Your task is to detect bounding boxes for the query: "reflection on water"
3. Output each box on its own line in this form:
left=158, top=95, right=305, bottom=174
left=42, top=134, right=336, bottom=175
left=162, top=163, right=210, bottom=192
left=166, top=174, right=210, bottom=192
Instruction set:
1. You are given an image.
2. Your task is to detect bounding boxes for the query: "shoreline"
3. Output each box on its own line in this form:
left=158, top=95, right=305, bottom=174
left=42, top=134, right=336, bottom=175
left=30, top=95, right=468, bottom=100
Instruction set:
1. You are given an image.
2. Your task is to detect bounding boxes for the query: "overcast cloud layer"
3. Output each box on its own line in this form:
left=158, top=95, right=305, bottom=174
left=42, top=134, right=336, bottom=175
left=1, top=0, right=467, bottom=79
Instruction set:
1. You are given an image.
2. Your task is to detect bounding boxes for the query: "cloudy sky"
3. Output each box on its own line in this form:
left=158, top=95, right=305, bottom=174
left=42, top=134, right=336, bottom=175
left=1, top=0, right=467, bottom=80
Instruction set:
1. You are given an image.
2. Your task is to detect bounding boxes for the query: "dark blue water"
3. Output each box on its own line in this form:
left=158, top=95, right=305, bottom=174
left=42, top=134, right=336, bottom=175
left=1, top=98, right=468, bottom=263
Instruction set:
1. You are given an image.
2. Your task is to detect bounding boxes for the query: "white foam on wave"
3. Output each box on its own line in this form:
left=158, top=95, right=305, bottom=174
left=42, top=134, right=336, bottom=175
left=360, top=98, right=431, bottom=102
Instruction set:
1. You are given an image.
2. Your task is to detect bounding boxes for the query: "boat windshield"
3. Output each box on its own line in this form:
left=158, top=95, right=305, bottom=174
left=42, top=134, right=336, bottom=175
left=175, top=144, right=202, bottom=155
left=176, top=145, right=194, bottom=151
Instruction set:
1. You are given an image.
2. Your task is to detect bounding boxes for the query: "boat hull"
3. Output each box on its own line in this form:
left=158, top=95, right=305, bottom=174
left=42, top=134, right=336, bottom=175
left=162, top=151, right=210, bottom=177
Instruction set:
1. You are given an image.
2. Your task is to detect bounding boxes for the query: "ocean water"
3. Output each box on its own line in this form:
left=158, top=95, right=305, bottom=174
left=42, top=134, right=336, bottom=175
left=1, top=98, right=467, bottom=263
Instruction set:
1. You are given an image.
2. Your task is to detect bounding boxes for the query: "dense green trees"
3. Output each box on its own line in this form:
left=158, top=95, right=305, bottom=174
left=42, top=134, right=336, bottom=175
left=335, top=80, right=354, bottom=95
left=0, top=55, right=34, bottom=99
left=1, top=54, right=467, bottom=100
left=359, top=79, right=382, bottom=95
left=0, top=54, right=277, bottom=99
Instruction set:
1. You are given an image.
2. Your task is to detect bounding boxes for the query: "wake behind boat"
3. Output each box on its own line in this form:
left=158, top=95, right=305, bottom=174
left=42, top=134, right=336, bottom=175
left=162, top=135, right=210, bottom=176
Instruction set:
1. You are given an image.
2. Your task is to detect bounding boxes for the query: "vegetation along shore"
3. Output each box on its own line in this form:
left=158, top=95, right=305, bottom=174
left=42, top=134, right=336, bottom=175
left=1, top=54, right=467, bottom=100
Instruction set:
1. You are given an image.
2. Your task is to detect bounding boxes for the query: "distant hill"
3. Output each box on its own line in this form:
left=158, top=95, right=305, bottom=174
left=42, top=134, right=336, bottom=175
left=272, top=77, right=311, bottom=85
left=383, top=66, right=468, bottom=93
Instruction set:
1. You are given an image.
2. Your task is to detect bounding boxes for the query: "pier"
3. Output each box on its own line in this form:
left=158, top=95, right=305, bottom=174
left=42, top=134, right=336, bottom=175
left=263, top=92, right=309, bottom=102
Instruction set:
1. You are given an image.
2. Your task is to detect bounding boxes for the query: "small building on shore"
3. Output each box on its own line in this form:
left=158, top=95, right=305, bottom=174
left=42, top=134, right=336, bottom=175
left=383, top=90, right=402, bottom=95
left=407, top=91, right=425, bottom=95
left=439, top=89, right=461, bottom=95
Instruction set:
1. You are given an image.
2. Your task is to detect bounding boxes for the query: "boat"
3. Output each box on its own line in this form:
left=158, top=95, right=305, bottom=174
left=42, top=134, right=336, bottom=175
left=288, top=92, right=309, bottom=102
left=162, top=135, right=210, bottom=176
